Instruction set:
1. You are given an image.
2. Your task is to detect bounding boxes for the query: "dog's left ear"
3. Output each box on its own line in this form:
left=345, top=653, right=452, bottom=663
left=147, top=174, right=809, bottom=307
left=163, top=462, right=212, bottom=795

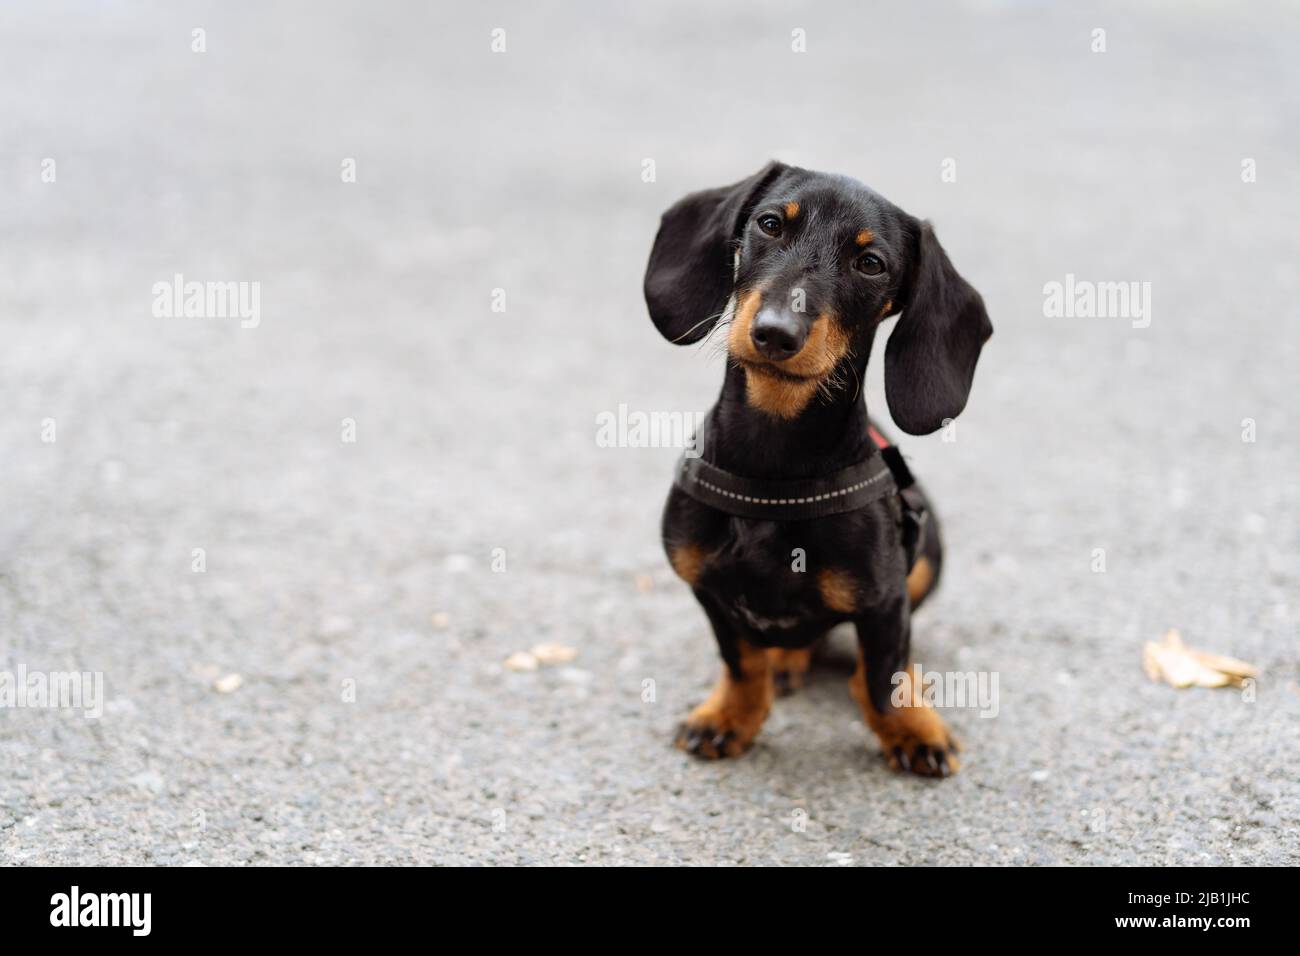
left=643, top=161, right=788, bottom=345
left=884, top=221, right=993, bottom=435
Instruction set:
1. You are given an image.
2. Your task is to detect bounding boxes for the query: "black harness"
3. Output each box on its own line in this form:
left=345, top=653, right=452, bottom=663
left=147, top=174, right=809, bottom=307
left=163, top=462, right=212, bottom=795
left=674, top=418, right=929, bottom=567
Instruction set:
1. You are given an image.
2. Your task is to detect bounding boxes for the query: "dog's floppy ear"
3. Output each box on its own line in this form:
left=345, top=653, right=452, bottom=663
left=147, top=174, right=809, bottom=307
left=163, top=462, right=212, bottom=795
left=884, top=221, right=993, bottom=435
left=643, top=161, right=788, bottom=344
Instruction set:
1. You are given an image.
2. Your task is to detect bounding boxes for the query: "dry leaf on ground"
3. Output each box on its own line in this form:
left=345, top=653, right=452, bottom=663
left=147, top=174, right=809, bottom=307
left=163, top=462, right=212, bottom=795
left=1143, top=629, right=1258, bottom=689
left=504, top=643, right=577, bottom=671
left=531, top=642, right=578, bottom=665
left=503, top=651, right=539, bottom=672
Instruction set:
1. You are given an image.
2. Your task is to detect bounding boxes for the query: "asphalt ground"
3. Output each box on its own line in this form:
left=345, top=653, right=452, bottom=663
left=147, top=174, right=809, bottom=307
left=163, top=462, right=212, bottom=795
left=1, top=1, right=1297, bottom=864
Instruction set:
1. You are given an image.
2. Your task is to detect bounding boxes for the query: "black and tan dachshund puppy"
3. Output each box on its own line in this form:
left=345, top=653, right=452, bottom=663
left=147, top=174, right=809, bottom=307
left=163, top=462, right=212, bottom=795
left=644, top=161, right=991, bottom=776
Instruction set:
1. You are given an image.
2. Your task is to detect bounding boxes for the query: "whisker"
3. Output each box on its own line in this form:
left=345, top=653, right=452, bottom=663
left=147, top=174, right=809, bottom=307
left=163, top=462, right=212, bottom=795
left=694, top=301, right=738, bottom=355
left=846, top=351, right=863, bottom=405
left=671, top=310, right=724, bottom=345
left=813, top=346, right=859, bottom=407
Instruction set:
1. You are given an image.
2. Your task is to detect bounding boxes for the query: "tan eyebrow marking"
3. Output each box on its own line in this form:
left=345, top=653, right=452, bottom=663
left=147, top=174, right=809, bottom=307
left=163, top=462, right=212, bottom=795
left=784, top=201, right=800, bottom=219
left=856, top=229, right=874, bottom=246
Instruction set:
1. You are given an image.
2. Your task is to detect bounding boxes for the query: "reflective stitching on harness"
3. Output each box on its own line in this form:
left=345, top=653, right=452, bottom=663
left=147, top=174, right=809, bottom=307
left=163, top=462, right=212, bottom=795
left=671, top=412, right=912, bottom=521
left=690, top=470, right=889, bottom=506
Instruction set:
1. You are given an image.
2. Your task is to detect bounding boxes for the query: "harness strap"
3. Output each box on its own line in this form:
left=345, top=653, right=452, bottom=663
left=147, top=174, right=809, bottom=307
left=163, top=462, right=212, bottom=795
left=674, top=418, right=928, bottom=566
left=675, top=451, right=897, bottom=521
left=881, top=444, right=929, bottom=569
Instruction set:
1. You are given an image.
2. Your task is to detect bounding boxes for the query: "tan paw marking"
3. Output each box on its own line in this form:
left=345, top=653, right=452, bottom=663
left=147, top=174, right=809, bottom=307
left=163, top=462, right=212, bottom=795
left=675, top=641, right=773, bottom=759
left=850, top=659, right=960, bottom=777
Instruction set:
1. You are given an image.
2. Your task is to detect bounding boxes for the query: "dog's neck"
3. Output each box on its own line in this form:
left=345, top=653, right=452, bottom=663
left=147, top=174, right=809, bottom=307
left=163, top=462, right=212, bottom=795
left=702, top=353, right=876, bottom=480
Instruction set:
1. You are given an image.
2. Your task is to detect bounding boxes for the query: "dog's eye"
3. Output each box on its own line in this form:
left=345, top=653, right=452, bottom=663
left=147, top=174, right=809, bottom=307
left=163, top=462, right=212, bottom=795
left=756, top=214, right=782, bottom=237
left=855, top=253, right=886, bottom=276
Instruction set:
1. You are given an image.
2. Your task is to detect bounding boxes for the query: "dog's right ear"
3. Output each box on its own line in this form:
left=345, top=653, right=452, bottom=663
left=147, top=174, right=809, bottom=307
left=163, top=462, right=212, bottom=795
left=643, top=161, right=788, bottom=345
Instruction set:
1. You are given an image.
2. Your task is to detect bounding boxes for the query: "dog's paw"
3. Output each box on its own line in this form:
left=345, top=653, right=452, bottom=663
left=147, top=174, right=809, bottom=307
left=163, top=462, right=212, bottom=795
left=673, top=701, right=765, bottom=759
left=850, top=660, right=961, bottom=778
left=875, top=722, right=961, bottom=777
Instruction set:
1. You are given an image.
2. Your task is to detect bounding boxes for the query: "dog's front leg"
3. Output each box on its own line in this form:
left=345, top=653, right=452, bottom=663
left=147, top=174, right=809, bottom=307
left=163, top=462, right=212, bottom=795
left=851, top=597, right=960, bottom=777
left=674, top=592, right=774, bottom=759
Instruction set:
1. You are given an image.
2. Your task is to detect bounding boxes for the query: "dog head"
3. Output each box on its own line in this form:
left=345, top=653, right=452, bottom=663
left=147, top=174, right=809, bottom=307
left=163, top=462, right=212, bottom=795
left=643, top=161, right=992, bottom=432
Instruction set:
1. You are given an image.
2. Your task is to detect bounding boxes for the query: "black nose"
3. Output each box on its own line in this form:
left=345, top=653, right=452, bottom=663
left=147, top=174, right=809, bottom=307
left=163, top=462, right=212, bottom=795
left=750, top=308, right=808, bottom=361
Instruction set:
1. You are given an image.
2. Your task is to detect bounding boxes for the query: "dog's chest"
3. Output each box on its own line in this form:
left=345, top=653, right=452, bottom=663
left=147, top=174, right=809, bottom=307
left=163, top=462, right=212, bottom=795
left=702, top=519, right=851, bottom=640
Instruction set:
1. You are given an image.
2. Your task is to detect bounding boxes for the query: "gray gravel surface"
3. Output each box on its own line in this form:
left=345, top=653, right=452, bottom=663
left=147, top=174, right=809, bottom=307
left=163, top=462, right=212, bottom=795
left=1, top=1, right=1298, bottom=865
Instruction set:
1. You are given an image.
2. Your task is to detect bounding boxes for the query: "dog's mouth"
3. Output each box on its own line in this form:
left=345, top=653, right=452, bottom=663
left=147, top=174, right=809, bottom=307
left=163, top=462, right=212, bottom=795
left=736, top=357, right=819, bottom=383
